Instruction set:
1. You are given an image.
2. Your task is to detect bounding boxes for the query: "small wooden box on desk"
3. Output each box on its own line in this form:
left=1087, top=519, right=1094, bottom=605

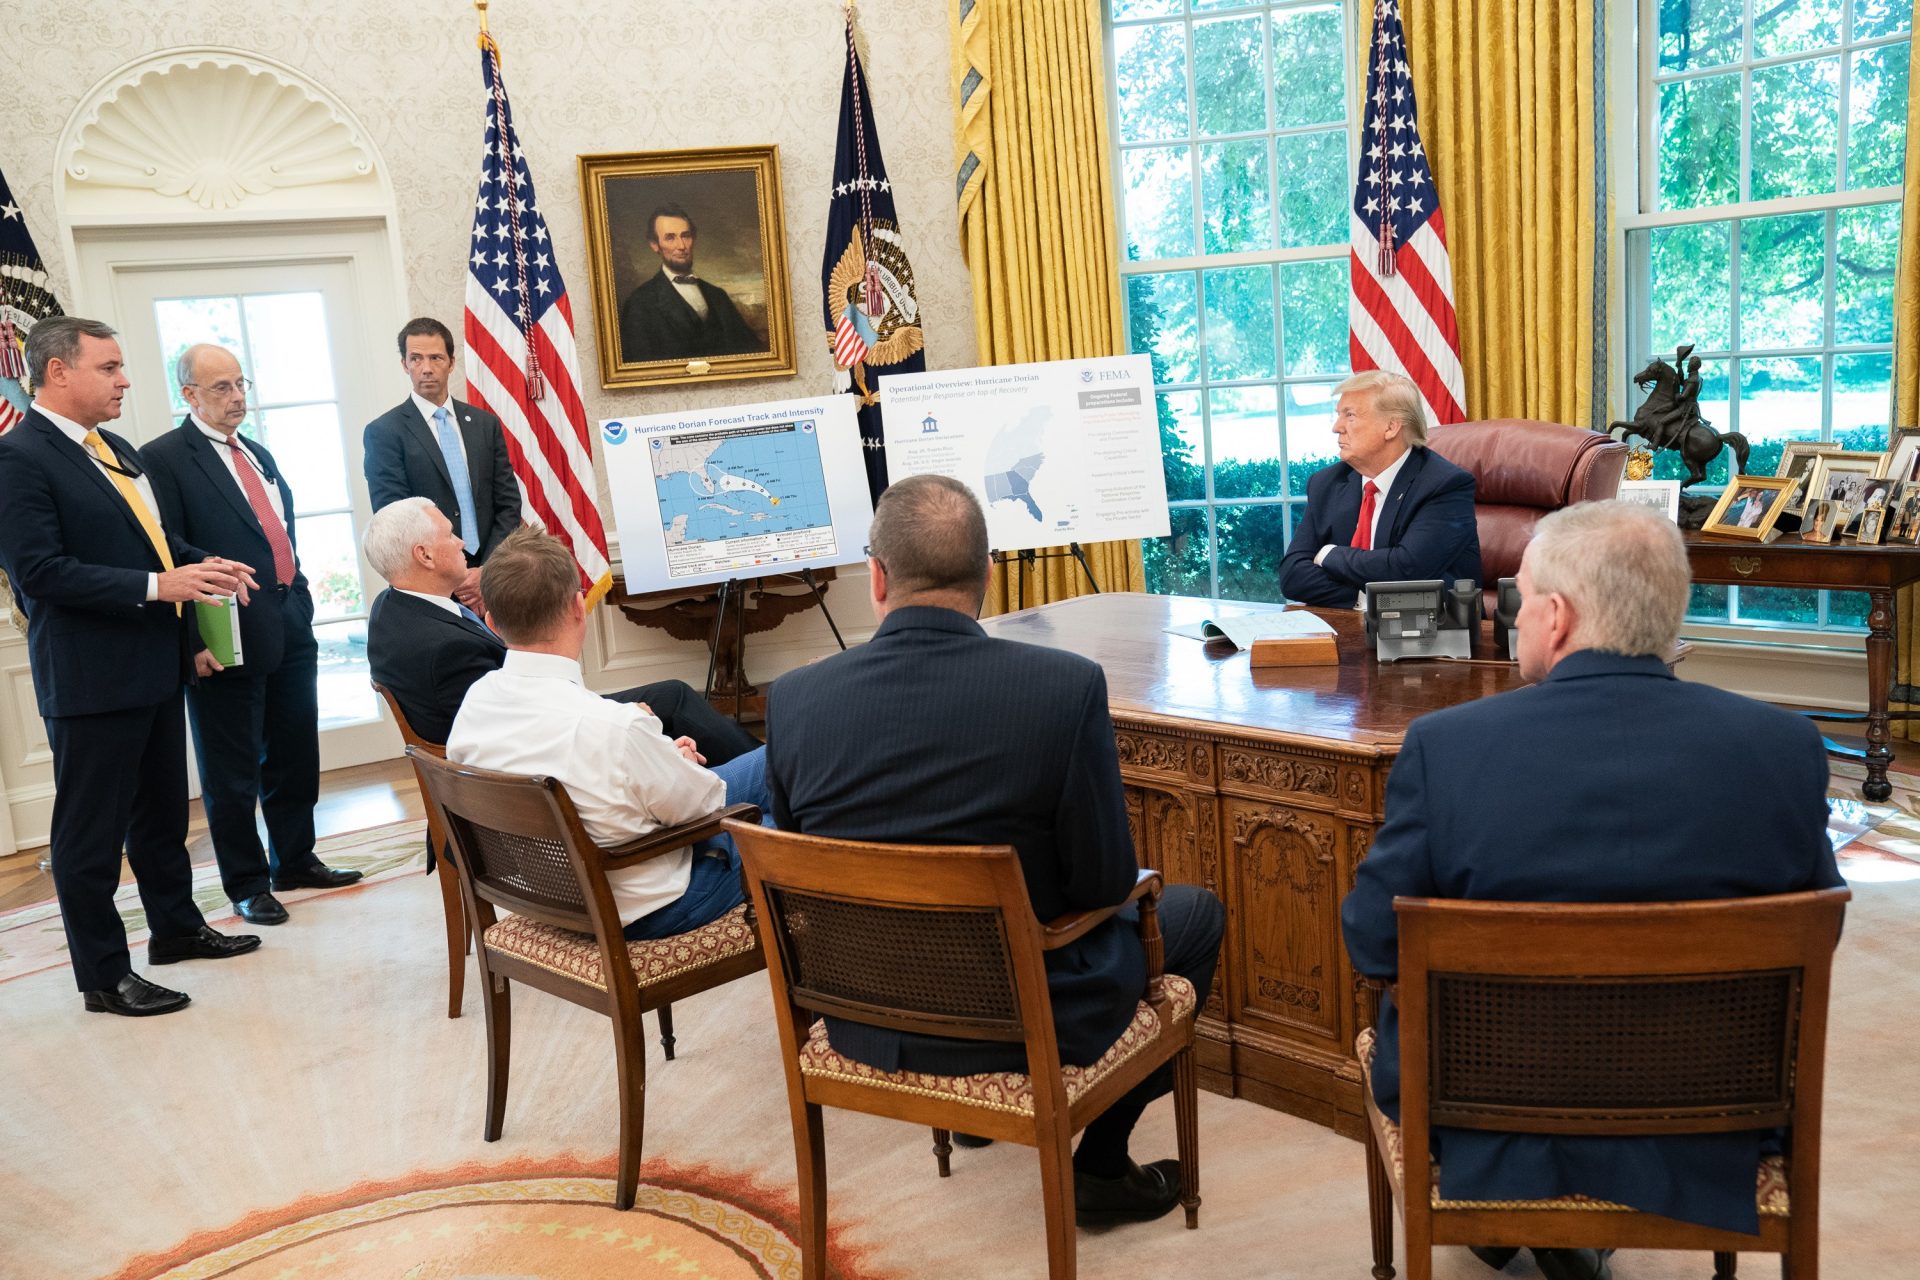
left=1248, top=634, right=1340, bottom=667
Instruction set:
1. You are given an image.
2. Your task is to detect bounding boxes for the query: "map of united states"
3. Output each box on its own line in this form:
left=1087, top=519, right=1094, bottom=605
left=983, top=406, right=1051, bottom=525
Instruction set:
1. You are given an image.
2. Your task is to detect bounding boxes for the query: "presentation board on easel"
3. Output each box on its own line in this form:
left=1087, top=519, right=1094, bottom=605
left=601, top=394, right=875, bottom=594
left=878, top=354, right=1171, bottom=553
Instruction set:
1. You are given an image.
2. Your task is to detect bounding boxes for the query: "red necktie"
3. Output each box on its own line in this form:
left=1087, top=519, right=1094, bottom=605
left=227, top=437, right=296, bottom=586
left=1351, top=479, right=1380, bottom=551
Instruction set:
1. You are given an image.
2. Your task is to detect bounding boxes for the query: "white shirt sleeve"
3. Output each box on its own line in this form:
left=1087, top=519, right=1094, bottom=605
left=605, top=712, right=726, bottom=831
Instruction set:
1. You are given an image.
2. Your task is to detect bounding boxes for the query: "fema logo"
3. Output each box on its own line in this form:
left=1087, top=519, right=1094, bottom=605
left=602, top=420, right=629, bottom=445
left=1080, top=370, right=1094, bottom=384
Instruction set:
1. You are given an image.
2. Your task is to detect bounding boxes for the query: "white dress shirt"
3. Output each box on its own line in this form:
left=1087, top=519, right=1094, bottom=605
left=398, top=588, right=463, bottom=616
left=191, top=415, right=286, bottom=525
left=35, top=402, right=165, bottom=601
left=661, top=265, right=711, bottom=320
left=1314, top=446, right=1412, bottom=607
left=446, top=650, right=726, bottom=925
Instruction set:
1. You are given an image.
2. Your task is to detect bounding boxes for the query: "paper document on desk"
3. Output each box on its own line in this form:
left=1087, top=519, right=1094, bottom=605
left=1166, top=610, right=1336, bottom=650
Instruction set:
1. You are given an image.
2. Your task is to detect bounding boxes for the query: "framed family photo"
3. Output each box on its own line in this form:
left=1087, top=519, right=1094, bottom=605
left=1615, top=478, right=1682, bottom=521
left=1701, top=475, right=1795, bottom=541
left=1774, top=442, right=1855, bottom=517
left=578, top=145, right=796, bottom=389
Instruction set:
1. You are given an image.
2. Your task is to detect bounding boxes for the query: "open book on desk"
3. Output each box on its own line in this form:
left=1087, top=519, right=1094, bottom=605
left=1166, top=609, right=1339, bottom=667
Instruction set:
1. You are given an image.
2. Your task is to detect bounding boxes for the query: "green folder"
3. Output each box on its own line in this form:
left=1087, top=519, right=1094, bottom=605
left=194, top=597, right=244, bottom=668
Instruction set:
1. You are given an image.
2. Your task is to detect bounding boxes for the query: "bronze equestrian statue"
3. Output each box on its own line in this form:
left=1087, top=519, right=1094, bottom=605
left=1609, top=343, right=1750, bottom=488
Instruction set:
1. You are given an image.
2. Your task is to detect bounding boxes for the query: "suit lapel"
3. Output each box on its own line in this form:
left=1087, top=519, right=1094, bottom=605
left=403, top=399, right=456, bottom=491
left=181, top=419, right=263, bottom=531
left=1334, top=466, right=1366, bottom=544
left=30, top=415, right=153, bottom=547
left=1379, top=448, right=1427, bottom=546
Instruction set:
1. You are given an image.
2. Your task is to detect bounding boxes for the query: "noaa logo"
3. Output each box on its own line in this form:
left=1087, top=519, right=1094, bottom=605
left=602, top=420, right=629, bottom=445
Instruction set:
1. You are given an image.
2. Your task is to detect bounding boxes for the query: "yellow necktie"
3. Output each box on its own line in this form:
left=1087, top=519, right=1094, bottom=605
left=83, top=430, right=179, bottom=611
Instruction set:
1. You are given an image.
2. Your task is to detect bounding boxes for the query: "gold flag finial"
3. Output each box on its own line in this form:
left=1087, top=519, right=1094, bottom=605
left=476, top=0, right=490, bottom=33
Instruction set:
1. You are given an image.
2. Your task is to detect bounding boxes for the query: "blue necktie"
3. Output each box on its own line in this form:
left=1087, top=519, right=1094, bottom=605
left=432, top=406, right=480, bottom=556
left=457, top=602, right=488, bottom=630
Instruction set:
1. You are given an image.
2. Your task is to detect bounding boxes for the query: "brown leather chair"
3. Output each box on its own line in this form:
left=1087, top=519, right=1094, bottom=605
left=1426, top=420, right=1629, bottom=595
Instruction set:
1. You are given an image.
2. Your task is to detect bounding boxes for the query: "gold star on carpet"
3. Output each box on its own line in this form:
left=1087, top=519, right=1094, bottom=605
left=568, top=1225, right=597, bottom=1240
left=599, top=1227, right=627, bottom=1246
left=310, top=1251, right=339, bottom=1267
left=536, top=1221, right=566, bottom=1236
left=497, top=1221, right=528, bottom=1234
left=651, top=1245, right=683, bottom=1264
left=625, top=1233, right=655, bottom=1253
left=351, top=1240, right=377, bottom=1254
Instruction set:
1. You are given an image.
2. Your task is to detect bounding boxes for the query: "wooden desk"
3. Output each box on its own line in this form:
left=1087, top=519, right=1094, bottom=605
left=1685, top=533, right=1920, bottom=802
left=977, top=592, right=1530, bottom=1138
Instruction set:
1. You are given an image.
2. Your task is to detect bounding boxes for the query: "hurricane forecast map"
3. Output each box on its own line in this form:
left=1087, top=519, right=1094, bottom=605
left=650, top=420, right=839, bottom=578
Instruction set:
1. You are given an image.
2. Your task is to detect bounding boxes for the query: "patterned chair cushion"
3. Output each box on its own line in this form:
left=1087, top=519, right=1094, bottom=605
left=1355, top=1027, right=1790, bottom=1217
left=483, top=904, right=757, bottom=991
left=796, top=976, right=1198, bottom=1116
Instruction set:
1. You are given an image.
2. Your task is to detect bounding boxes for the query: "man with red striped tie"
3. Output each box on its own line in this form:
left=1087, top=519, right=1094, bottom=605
left=1279, top=370, right=1481, bottom=609
left=143, top=344, right=362, bottom=928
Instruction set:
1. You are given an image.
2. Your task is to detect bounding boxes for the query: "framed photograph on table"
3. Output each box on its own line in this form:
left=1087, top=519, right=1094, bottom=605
left=1775, top=442, right=1854, bottom=517
left=1616, top=478, right=1682, bottom=521
left=1808, top=453, right=1890, bottom=530
left=1887, top=482, right=1920, bottom=544
left=578, top=145, right=795, bottom=390
left=1802, top=498, right=1842, bottom=543
left=1702, top=475, right=1795, bottom=541
left=1886, top=430, right=1920, bottom=484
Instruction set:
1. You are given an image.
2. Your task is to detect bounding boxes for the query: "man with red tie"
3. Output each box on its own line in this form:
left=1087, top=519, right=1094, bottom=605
left=143, top=343, right=362, bottom=928
left=1278, top=370, right=1481, bottom=608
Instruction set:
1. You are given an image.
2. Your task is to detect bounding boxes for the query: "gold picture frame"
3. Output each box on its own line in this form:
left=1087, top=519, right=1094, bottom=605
left=578, top=145, right=795, bottom=389
left=1702, top=475, right=1795, bottom=541
left=1774, top=441, right=1858, bottom=518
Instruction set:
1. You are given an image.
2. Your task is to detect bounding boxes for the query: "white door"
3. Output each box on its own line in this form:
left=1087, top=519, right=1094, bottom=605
left=98, top=239, right=398, bottom=769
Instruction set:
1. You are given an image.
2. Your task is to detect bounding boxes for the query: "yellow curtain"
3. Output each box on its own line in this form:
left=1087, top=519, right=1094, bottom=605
left=950, top=0, right=1144, bottom=615
left=1372, top=0, right=1597, bottom=425
left=1889, top=31, right=1919, bottom=737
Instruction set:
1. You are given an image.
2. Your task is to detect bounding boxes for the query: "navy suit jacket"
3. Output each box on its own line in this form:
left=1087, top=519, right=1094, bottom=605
left=1341, top=651, right=1843, bottom=1233
left=142, top=419, right=311, bottom=676
left=766, top=606, right=1144, bottom=1074
left=365, top=587, right=505, bottom=744
left=617, top=272, right=763, bottom=364
left=362, top=398, right=521, bottom=564
left=0, top=411, right=211, bottom=717
left=1278, top=447, right=1481, bottom=607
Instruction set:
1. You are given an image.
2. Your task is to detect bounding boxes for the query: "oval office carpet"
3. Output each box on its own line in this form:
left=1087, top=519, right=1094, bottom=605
left=2, top=785, right=1918, bottom=1280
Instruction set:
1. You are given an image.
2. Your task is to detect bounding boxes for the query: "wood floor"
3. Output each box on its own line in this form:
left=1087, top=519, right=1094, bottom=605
left=0, top=758, right=423, bottom=913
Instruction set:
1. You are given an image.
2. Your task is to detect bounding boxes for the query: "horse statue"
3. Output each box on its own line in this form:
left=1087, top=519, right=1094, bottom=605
left=1608, top=343, right=1749, bottom=487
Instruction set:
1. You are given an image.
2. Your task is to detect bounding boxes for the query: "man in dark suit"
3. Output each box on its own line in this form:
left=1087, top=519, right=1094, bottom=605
left=1342, top=500, right=1843, bottom=1280
left=767, top=474, right=1225, bottom=1228
left=0, top=317, right=262, bottom=1016
left=1279, top=370, right=1480, bottom=607
left=362, top=497, right=759, bottom=761
left=361, top=317, right=521, bottom=610
left=142, top=343, right=362, bottom=927
left=617, top=204, right=763, bottom=364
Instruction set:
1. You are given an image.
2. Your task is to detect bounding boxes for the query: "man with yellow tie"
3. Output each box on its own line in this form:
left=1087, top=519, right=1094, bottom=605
left=0, top=316, right=264, bottom=1017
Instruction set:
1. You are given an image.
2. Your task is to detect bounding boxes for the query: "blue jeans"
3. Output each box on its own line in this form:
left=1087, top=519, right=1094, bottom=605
left=621, top=747, right=773, bottom=941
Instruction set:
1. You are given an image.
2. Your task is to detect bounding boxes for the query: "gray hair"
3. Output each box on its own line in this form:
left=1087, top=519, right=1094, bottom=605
left=1336, top=370, right=1428, bottom=445
left=25, top=315, right=117, bottom=386
left=361, top=497, right=443, bottom=581
left=868, top=473, right=990, bottom=607
left=173, top=343, right=233, bottom=389
left=1525, top=500, right=1690, bottom=657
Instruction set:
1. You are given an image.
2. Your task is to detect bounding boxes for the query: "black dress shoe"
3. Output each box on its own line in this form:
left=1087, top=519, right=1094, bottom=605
left=1074, top=1158, right=1183, bottom=1227
left=82, top=972, right=190, bottom=1016
left=233, top=893, right=289, bottom=925
left=271, top=863, right=363, bottom=891
left=1469, top=1246, right=1520, bottom=1271
left=148, top=926, right=262, bottom=965
left=1532, top=1247, right=1614, bottom=1280
left=952, top=1133, right=994, bottom=1149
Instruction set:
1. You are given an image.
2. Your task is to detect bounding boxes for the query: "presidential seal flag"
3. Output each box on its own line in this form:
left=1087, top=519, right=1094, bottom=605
left=464, top=28, right=614, bottom=606
left=1348, top=0, right=1466, bottom=429
left=822, top=8, right=925, bottom=502
left=0, top=166, right=62, bottom=436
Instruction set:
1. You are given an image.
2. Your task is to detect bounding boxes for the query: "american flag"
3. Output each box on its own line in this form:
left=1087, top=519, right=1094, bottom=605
left=1348, top=0, right=1466, bottom=428
left=463, top=32, right=612, bottom=606
left=0, top=164, right=62, bottom=436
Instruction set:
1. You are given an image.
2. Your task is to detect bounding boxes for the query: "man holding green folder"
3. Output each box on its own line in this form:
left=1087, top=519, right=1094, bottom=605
left=143, top=344, right=363, bottom=927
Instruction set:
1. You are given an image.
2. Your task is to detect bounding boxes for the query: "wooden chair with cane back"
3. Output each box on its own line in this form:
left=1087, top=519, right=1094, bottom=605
left=722, top=818, right=1202, bottom=1280
left=372, top=681, right=468, bottom=1018
left=410, top=746, right=765, bottom=1210
left=1359, top=888, right=1850, bottom=1280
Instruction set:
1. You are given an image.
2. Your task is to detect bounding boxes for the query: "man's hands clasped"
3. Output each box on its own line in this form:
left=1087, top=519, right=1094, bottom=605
left=158, top=557, right=260, bottom=606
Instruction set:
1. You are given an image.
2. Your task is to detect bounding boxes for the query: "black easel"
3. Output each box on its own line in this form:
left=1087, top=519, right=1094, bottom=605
left=701, top=570, right=849, bottom=724
left=990, top=543, right=1102, bottom=611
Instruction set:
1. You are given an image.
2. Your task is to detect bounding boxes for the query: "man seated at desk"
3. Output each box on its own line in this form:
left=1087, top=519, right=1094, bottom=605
left=446, top=527, right=774, bottom=939
left=1341, top=501, right=1842, bottom=1280
left=1278, top=370, right=1480, bottom=608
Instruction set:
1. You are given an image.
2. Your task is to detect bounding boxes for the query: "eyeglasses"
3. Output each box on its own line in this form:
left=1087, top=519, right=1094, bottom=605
left=187, top=377, right=252, bottom=398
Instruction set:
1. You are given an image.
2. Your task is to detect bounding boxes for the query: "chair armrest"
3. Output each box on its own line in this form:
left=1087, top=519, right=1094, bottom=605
left=600, top=802, right=762, bottom=870
left=1040, top=868, right=1162, bottom=951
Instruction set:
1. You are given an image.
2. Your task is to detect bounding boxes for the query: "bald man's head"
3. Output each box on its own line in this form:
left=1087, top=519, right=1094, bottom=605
left=175, top=343, right=249, bottom=432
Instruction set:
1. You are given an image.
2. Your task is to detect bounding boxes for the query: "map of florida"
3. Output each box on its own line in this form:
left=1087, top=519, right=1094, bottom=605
left=984, top=452, right=1045, bottom=522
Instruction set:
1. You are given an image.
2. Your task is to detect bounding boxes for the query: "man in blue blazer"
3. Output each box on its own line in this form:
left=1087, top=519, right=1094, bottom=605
left=1279, top=370, right=1480, bottom=607
left=142, top=343, right=362, bottom=927
left=1341, top=501, right=1842, bottom=1280
left=767, top=475, right=1225, bottom=1228
left=0, top=318, right=262, bottom=1015
left=361, top=317, right=521, bottom=609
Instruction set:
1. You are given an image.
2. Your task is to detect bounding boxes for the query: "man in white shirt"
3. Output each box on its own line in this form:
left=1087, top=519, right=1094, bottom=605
left=445, top=527, right=772, bottom=939
left=616, top=205, right=763, bottom=364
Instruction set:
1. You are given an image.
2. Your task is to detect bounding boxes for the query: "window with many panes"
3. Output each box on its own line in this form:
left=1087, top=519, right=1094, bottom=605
left=1624, top=0, right=1910, bottom=632
left=1108, top=0, right=1356, bottom=602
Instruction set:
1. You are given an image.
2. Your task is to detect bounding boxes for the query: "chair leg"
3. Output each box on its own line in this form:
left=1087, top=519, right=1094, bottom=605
left=657, top=1003, right=676, bottom=1061
left=792, top=1098, right=828, bottom=1280
left=1712, top=1251, right=1737, bottom=1278
left=1173, top=1046, right=1201, bottom=1228
left=481, top=971, right=510, bottom=1142
left=433, top=849, right=465, bottom=1019
left=931, top=1127, right=953, bottom=1178
left=612, top=1013, right=648, bottom=1211
left=1363, top=1119, right=1396, bottom=1280
left=1036, top=1125, right=1077, bottom=1280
